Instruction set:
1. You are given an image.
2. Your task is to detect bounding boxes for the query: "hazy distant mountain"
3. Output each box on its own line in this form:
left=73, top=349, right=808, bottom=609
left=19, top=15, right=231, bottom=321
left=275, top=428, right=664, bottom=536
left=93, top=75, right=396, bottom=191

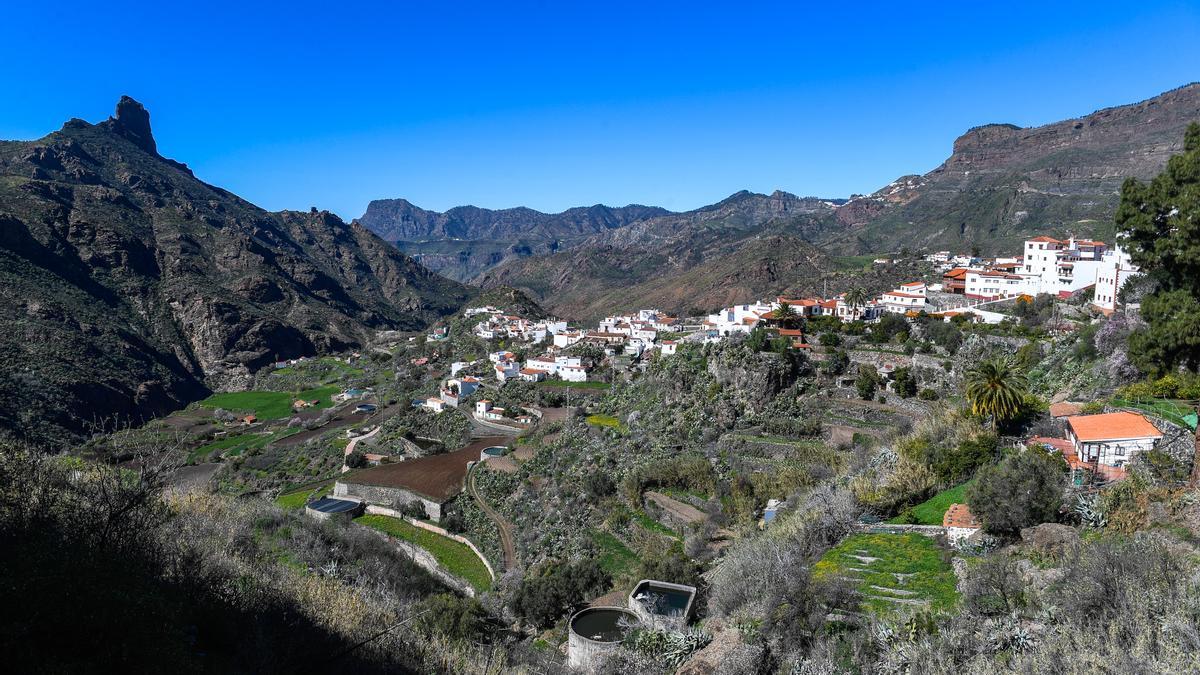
left=824, top=82, right=1200, bottom=252
left=0, top=97, right=470, bottom=444
left=357, top=199, right=670, bottom=280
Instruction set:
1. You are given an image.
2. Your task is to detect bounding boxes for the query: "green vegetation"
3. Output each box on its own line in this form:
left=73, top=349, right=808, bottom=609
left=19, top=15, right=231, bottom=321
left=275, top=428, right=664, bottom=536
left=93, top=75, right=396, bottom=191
left=591, top=529, right=639, bottom=578
left=814, top=533, right=959, bottom=614
left=1119, top=122, right=1200, bottom=374
left=198, top=385, right=341, bottom=420
left=585, top=414, right=626, bottom=431
left=968, top=449, right=1066, bottom=535
left=889, top=480, right=975, bottom=525
left=274, top=482, right=333, bottom=510
left=537, top=379, right=608, bottom=390
left=189, top=427, right=301, bottom=462
left=355, top=514, right=492, bottom=593
left=964, top=357, right=1029, bottom=429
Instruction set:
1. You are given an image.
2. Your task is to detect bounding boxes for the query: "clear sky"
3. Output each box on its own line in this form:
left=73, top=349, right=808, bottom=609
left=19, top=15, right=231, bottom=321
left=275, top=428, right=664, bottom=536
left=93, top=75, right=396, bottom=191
left=3, top=1, right=1199, bottom=219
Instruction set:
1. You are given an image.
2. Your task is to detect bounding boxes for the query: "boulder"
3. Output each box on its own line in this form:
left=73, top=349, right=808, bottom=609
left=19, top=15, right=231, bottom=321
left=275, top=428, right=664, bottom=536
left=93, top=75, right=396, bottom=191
left=1020, top=523, right=1080, bottom=558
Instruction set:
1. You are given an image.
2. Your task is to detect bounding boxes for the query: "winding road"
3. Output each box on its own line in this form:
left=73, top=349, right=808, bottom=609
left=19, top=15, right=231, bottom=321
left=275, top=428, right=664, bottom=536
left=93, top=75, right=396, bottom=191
left=467, top=465, right=517, bottom=572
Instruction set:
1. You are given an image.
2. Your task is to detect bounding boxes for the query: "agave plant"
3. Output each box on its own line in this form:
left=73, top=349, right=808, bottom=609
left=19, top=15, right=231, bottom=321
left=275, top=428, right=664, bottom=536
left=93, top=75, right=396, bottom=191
left=1073, top=492, right=1108, bottom=529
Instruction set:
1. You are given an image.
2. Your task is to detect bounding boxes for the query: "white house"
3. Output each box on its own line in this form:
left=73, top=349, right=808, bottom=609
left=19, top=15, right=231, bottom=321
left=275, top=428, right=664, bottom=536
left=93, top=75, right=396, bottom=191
left=965, top=270, right=1025, bottom=300
left=1065, top=411, right=1162, bottom=469
left=559, top=364, right=589, bottom=382
left=422, top=397, right=447, bottom=413
left=474, top=400, right=507, bottom=421
left=441, top=376, right=480, bottom=407
left=1092, top=245, right=1140, bottom=314
left=518, top=368, right=545, bottom=382
left=659, top=340, right=678, bottom=356
left=553, top=330, right=583, bottom=348
left=494, top=360, right=520, bottom=383
left=880, top=282, right=928, bottom=314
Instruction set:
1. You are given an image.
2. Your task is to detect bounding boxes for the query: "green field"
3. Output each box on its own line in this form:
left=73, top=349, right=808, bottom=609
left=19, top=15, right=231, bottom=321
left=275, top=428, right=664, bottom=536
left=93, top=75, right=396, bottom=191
left=198, top=385, right=341, bottom=420
left=355, top=514, right=493, bottom=593
left=188, top=427, right=301, bottom=462
left=814, top=533, right=959, bottom=615
left=275, top=482, right=333, bottom=509
left=592, top=529, right=639, bottom=578
left=888, top=480, right=975, bottom=525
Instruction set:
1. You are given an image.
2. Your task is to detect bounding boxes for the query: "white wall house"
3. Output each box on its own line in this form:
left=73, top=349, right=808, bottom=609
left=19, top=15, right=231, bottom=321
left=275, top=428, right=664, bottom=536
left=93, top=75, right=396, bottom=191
left=880, top=282, right=928, bottom=314
left=1066, top=412, right=1162, bottom=469
left=559, top=365, right=589, bottom=382
left=1092, top=245, right=1140, bottom=314
left=965, top=270, right=1025, bottom=300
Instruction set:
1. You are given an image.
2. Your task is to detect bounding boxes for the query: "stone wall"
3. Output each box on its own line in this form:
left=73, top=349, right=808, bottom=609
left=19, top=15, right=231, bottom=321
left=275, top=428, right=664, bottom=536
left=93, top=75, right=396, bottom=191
left=334, top=481, right=447, bottom=521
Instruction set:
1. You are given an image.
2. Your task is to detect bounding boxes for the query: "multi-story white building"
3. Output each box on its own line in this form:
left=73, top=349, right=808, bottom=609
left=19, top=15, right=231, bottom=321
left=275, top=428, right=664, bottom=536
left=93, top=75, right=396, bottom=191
left=1092, top=245, right=1140, bottom=314
left=880, top=282, right=928, bottom=314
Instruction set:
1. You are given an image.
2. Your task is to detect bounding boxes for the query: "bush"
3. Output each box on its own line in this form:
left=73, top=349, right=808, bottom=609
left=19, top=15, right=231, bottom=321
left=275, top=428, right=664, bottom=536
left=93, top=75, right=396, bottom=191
left=968, top=449, right=1066, bottom=535
left=345, top=449, right=367, bottom=469
left=510, top=559, right=611, bottom=628
left=819, top=332, right=842, bottom=347
left=892, top=367, right=918, bottom=398
left=856, top=366, right=880, bottom=400
left=918, top=388, right=939, bottom=401
left=416, top=593, right=484, bottom=640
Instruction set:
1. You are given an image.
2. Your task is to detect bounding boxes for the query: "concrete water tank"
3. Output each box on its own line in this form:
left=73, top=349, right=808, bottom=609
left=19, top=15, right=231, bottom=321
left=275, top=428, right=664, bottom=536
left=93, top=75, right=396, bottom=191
left=567, top=606, right=639, bottom=670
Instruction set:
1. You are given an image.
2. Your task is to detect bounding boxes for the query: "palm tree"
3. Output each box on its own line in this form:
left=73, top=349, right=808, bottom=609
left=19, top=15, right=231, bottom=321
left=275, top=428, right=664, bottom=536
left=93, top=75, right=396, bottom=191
left=844, top=286, right=869, bottom=320
left=965, top=357, right=1029, bottom=430
left=774, top=301, right=800, bottom=329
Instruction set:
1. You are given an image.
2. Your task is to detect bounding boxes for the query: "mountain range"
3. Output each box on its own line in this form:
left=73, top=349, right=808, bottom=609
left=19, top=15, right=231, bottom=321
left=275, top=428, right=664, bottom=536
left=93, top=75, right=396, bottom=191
left=0, top=97, right=469, bottom=444
left=359, top=83, right=1200, bottom=318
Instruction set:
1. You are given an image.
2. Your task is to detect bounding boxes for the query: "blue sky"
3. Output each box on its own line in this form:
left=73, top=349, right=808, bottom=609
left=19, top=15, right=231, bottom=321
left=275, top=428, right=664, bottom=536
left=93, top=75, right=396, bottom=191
left=3, top=1, right=1199, bottom=219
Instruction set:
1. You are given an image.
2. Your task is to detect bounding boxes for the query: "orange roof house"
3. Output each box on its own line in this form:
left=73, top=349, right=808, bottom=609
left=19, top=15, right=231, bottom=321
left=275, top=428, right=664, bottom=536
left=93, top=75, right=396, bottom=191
left=1061, top=412, right=1163, bottom=477
left=1066, top=411, right=1162, bottom=443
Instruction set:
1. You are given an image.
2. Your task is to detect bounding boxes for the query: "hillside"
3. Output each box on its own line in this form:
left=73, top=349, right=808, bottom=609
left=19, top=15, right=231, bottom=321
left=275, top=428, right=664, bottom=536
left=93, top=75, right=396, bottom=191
left=475, top=191, right=862, bottom=319
left=0, top=97, right=470, bottom=444
left=824, top=82, right=1200, bottom=252
left=357, top=199, right=670, bottom=280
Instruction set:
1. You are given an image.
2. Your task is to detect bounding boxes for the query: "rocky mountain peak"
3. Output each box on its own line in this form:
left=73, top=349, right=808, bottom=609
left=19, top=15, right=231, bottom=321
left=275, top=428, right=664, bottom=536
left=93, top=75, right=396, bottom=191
left=106, top=95, right=157, bottom=155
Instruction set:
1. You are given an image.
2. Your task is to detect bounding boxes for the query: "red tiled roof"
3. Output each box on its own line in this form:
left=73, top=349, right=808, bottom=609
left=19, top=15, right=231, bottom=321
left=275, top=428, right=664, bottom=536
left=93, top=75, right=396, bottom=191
left=943, top=268, right=969, bottom=280
left=1067, top=412, right=1162, bottom=442
left=1029, top=235, right=1063, bottom=243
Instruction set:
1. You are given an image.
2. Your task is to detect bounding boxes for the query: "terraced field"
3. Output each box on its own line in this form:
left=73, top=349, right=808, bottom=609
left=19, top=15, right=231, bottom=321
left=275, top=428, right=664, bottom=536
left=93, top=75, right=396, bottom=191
left=814, top=533, right=959, bottom=615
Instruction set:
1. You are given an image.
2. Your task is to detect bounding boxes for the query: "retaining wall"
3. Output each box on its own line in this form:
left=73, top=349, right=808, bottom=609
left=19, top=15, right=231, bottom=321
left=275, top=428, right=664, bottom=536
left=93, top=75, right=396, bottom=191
left=365, top=504, right=496, bottom=583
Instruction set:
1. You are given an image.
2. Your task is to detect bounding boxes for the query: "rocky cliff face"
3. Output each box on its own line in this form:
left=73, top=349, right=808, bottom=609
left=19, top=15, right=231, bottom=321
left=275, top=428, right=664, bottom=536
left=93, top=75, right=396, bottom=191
left=825, top=83, right=1200, bottom=252
left=0, top=98, right=470, bottom=444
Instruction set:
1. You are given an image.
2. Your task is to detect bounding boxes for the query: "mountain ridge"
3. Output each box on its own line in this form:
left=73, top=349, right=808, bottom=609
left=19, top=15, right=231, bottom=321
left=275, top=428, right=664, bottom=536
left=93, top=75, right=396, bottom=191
left=0, top=98, right=470, bottom=444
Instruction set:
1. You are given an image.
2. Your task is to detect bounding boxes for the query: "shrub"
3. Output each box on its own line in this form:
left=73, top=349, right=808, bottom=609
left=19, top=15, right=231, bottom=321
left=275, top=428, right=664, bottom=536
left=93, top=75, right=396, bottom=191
left=344, top=449, right=367, bottom=469
left=968, top=449, right=1066, bottom=535
left=510, top=559, right=611, bottom=628
left=918, top=388, right=939, bottom=401
left=892, top=368, right=918, bottom=398
left=819, top=332, right=842, bottom=347
left=416, top=593, right=485, bottom=640
left=856, top=366, right=880, bottom=400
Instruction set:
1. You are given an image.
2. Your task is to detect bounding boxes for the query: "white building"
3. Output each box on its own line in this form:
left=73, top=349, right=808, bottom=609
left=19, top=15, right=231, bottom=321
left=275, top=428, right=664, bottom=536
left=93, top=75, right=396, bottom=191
left=559, top=364, right=589, bottom=382
left=965, top=270, right=1025, bottom=300
left=422, top=397, right=447, bottom=413
left=880, top=282, right=928, bottom=314
left=659, top=340, right=678, bottom=356
left=1092, top=245, right=1140, bottom=314
left=474, top=400, right=507, bottom=421
left=1065, top=412, right=1162, bottom=469
left=705, top=302, right=773, bottom=336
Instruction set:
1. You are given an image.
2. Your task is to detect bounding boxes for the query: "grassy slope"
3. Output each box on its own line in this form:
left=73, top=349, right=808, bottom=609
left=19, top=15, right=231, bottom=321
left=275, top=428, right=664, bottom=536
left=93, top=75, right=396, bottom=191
left=888, top=480, right=975, bottom=525
left=198, top=386, right=341, bottom=420
left=355, top=515, right=492, bottom=593
left=814, top=533, right=958, bottom=615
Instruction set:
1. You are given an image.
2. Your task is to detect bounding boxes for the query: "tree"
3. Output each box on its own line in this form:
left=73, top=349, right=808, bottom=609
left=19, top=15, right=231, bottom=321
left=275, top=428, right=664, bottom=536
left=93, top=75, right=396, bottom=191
left=844, top=287, right=869, bottom=320
left=964, top=357, right=1029, bottom=430
left=1117, top=122, right=1200, bottom=373
left=892, top=367, right=918, bottom=398
left=967, top=449, right=1065, bottom=535
left=855, top=365, right=879, bottom=400
left=345, top=449, right=367, bottom=469
left=774, top=301, right=801, bottom=329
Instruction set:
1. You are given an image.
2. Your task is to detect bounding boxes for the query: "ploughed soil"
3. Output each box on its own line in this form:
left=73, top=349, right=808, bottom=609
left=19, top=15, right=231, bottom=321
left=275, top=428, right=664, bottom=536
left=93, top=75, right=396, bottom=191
left=340, top=436, right=509, bottom=502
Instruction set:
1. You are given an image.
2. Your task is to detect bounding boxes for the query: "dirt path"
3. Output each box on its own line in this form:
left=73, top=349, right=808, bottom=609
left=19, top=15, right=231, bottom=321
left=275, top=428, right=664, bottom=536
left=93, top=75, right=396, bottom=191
left=467, top=466, right=517, bottom=572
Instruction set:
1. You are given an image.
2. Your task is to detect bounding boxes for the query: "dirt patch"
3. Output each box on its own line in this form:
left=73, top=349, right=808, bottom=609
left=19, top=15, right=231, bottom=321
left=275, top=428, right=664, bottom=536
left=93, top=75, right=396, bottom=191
left=168, top=463, right=222, bottom=491
left=484, top=456, right=518, bottom=474
left=341, top=437, right=510, bottom=502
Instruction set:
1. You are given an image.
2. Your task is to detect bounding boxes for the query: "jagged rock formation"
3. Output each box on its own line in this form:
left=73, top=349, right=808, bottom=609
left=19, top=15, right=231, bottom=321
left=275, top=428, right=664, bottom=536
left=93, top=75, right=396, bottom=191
left=0, top=98, right=470, bottom=444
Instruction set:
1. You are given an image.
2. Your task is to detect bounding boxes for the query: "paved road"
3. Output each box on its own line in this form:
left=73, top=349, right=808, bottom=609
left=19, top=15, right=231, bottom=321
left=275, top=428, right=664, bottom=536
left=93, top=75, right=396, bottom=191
left=467, top=465, right=517, bottom=572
